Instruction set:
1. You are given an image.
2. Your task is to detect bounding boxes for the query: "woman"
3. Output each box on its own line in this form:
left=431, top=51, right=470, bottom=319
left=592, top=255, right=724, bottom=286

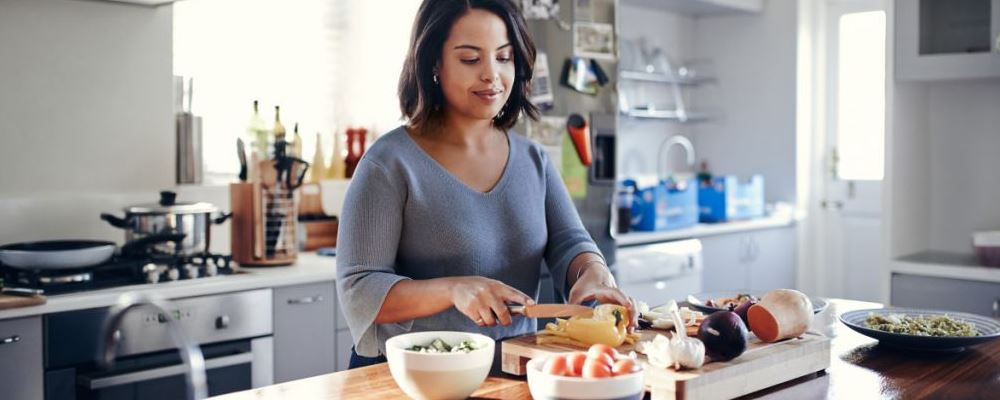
left=336, top=0, right=634, bottom=369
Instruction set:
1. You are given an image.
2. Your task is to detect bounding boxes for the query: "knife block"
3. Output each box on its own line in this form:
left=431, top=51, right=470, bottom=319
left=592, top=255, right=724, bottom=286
left=230, top=182, right=298, bottom=266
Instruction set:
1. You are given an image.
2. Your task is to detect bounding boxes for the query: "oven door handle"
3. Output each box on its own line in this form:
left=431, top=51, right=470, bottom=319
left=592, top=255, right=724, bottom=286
left=83, top=352, right=254, bottom=390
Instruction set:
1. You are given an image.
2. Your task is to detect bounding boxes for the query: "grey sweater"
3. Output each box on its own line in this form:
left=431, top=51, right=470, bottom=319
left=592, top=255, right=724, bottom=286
left=336, top=126, right=601, bottom=357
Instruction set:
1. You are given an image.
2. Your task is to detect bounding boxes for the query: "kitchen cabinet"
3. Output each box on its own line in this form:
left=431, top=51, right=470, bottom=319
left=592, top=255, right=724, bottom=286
left=0, top=316, right=43, bottom=400
left=701, top=227, right=796, bottom=292
left=896, top=0, right=1000, bottom=81
left=891, top=273, right=1000, bottom=317
left=273, top=282, right=337, bottom=383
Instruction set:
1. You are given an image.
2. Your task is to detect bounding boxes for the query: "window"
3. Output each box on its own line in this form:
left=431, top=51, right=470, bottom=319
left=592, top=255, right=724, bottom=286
left=835, top=11, right=886, bottom=181
left=173, top=0, right=421, bottom=180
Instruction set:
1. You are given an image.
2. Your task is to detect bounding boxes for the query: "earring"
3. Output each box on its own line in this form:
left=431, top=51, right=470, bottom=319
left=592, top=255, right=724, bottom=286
left=432, top=74, right=439, bottom=85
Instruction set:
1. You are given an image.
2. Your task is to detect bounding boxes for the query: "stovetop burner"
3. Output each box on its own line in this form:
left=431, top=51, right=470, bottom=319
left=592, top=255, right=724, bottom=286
left=1, top=251, right=237, bottom=296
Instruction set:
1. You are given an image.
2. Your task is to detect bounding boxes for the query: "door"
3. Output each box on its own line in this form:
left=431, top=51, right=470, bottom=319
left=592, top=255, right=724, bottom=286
left=819, top=0, right=887, bottom=302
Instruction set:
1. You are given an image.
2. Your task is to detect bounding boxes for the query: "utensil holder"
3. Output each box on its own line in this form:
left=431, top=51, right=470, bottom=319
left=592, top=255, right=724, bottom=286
left=230, top=183, right=298, bottom=266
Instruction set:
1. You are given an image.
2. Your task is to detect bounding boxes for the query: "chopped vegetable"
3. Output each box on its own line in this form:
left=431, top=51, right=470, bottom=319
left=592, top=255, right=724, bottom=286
left=536, top=304, right=640, bottom=347
left=636, top=309, right=705, bottom=370
left=865, top=313, right=978, bottom=337
left=637, top=300, right=703, bottom=330
left=407, top=338, right=482, bottom=353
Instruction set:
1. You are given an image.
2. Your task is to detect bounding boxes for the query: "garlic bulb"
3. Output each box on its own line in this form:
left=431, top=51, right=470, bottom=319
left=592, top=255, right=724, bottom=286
left=668, top=309, right=705, bottom=369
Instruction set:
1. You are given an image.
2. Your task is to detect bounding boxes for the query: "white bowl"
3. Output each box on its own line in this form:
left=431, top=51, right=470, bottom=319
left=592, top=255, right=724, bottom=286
left=526, top=355, right=645, bottom=400
left=385, top=331, right=494, bottom=400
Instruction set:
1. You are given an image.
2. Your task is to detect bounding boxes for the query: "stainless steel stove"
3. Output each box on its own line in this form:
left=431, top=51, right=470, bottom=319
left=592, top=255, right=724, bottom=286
left=1, top=252, right=237, bottom=296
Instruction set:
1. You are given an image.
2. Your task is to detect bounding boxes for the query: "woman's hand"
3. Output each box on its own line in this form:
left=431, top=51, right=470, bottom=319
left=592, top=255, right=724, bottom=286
left=567, top=264, right=639, bottom=332
left=448, top=276, right=535, bottom=327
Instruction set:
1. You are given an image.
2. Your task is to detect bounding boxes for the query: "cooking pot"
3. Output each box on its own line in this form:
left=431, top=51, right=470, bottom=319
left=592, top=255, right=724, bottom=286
left=101, top=191, right=230, bottom=256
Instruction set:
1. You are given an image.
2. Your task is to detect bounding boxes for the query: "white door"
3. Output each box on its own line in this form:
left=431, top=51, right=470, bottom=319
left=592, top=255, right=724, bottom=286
left=819, top=0, right=887, bottom=302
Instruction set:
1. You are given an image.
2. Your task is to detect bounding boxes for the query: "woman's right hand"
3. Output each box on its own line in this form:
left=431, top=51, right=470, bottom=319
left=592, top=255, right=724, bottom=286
left=447, top=276, right=534, bottom=327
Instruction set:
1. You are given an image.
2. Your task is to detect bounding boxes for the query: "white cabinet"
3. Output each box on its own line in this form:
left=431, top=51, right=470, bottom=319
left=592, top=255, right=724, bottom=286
left=0, top=316, right=43, bottom=400
left=896, top=0, right=1000, bottom=80
left=273, top=282, right=337, bottom=383
left=701, top=227, right=796, bottom=292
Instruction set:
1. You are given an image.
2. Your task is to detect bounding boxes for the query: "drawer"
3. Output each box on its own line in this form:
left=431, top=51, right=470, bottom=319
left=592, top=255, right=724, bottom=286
left=891, top=273, right=1000, bottom=317
left=273, top=282, right=336, bottom=383
left=0, top=316, right=43, bottom=400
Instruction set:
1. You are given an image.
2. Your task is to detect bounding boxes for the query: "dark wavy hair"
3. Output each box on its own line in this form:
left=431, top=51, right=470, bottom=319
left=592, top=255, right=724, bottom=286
left=398, top=0, right=540, bottom=133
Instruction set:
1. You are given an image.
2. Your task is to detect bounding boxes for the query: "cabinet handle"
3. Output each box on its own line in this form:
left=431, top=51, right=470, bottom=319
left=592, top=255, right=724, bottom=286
left=0, top=335, right=20, bottom=346
left=288, top=295, right=324, bottom=305
left=993, top=298, right=998, bottom=318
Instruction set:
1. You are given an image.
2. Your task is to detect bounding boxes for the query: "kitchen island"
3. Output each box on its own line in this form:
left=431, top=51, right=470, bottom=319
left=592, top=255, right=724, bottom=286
left=211, top=299, right=1000, bottom=399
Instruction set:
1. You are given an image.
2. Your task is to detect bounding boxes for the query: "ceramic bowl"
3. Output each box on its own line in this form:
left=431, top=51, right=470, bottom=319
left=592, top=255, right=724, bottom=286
left=384, top=331, right=494, bottom=400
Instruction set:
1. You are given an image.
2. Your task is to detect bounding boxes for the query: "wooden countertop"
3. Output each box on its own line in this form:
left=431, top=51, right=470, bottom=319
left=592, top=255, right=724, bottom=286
left=212, top=299, right=1000, bottom=400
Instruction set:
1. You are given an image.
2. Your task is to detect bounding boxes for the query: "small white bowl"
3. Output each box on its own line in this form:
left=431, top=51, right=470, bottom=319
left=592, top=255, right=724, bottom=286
left=385, top=331, right=494, bottom=400
left=526, top=355, right=645, bottom=400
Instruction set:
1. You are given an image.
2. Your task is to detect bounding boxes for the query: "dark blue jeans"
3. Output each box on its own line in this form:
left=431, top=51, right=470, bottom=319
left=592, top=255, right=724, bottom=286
left=348, top=346, right=387, bottom=369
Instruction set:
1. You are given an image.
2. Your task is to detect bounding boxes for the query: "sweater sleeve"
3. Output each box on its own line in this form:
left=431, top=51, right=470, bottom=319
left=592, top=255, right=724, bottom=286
left=335, top=158, right=413, bottom=357
left=540, top=151, right=604, bottom=299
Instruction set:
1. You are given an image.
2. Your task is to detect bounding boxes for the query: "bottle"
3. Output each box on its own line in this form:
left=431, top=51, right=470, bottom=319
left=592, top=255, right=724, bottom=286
left=326, top=130, right=346, bottom=179
left=273, top=106, right=286, bottom=143
left=344, top=128, right=364, bottom=178
left=309, top=133, right=327, bottom=183
left=696, top=160, right=713, bottom=184
left=247, top=100, right=269, bottom=159
left=616, top=184, right=634, bottom=234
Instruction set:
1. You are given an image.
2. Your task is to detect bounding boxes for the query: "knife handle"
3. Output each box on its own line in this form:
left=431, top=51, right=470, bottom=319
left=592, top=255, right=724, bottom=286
left=508, top=305, right=526, bottom=316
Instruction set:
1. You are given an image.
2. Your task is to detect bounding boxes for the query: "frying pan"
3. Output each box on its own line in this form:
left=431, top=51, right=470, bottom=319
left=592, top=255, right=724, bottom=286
left=0, top=240, right=116, bottom=270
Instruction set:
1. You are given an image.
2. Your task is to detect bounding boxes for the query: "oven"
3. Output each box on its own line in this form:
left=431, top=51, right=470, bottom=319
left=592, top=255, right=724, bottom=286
left=43, top=289, right=273, bottom=400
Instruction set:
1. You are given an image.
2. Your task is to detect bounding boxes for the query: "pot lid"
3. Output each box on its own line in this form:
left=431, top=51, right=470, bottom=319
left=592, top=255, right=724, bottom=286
left=124, top=191, right=218, bottom=215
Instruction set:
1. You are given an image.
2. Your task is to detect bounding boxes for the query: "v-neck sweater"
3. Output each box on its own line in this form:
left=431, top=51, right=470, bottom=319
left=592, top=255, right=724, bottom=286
left=336, top=125, right=601, bottom=357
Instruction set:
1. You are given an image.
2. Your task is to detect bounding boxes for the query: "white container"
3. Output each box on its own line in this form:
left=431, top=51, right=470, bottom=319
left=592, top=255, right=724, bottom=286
left=384, top=331, right=494, bottom=400
left=526, top=355, right=645, bottom=400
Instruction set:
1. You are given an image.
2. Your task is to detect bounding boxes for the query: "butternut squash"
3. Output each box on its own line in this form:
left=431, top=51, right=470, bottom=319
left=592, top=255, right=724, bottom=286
left=747, top=289, right=813, bottom=343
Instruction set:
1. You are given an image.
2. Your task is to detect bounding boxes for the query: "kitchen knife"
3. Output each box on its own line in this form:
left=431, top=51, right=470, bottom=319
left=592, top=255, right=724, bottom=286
left=508, top=304, right=593, bottom=318
left=237, top=138, right=248, bottom=182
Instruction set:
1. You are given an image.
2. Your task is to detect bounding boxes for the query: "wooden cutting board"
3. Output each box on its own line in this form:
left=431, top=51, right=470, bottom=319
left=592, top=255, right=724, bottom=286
left=501, top=329, right=830, bottom=400
left=0, top=294, right=46, bottom=310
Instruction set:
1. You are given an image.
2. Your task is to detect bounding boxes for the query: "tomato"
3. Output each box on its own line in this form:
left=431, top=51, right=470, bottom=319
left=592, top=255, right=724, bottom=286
left=566, top=352, right=587, bottom=377
left=611, top=359, right=637, bottom=376
left=582, top=357, right=613, bottom=379
left=587, top=344, right=617, bottom=361
left=543, top=355, right=568, bottom=376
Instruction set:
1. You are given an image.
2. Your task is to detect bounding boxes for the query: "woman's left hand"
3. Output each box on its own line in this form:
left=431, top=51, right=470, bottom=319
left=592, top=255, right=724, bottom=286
left=567, top=265, right=639, bottom=332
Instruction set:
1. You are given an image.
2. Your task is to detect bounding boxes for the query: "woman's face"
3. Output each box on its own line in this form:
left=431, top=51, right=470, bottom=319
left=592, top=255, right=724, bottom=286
left=437, top=9, right=515, bottom=123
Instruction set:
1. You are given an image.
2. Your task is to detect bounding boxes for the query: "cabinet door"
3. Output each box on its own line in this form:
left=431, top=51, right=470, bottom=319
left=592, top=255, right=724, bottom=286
left=273, top=282, right=337, bottom=383
left=896, top=0, right=1000, bottom=81
left=0, top=316, right=43, bottom=400
left=747, top=227, right=797, bottom=291
left=891, top=274, right=1000, bottom=317
left=700, top=234, right=750, bottom=292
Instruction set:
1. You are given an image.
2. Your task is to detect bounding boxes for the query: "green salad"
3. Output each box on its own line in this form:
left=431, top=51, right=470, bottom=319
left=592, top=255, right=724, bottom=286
left=865, top=313, right=978, bottom=337
left=407, top=338, right=482, bottom=353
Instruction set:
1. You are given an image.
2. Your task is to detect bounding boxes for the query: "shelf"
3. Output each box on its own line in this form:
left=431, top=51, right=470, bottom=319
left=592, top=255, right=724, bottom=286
left=621, top=108, right=714, bottom=122
left=892, top=251, right=1000, bottom=284
left=616, top=212, right=797, bottom=247
left=625, top=0, right=763, bottom=16
left=619, top=70, right=715, bottom=86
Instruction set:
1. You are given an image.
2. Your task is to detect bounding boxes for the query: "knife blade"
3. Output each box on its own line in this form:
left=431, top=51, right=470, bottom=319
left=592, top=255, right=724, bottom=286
left=508, top=304, right=593, bottom=318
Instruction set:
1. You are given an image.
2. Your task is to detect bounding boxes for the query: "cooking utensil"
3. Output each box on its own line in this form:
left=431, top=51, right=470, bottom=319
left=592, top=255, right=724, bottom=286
left=0, top=240, right=115, bottom=270
left=237, top=138, right=248, bottom=182
left=508, top=304, right=593, bottom=318
left=839, top=308, right=1000, bottom=351
left=686, top=291, right=828, bottom=315
left=101, top=191, right=230, bottom=256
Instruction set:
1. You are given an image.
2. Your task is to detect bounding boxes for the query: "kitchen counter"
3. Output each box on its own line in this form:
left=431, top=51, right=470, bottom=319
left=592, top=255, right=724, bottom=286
left=616, top=211, right=798, bottom=247
left=210, top=299, right=1000, bottom=400
left=0, top=252, right=337, bottom=321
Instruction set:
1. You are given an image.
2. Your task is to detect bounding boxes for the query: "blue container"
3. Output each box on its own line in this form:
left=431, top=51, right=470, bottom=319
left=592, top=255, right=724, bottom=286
left=624, top=178, right=699, bottom=231
left=698, top=175, right=765, bottom=222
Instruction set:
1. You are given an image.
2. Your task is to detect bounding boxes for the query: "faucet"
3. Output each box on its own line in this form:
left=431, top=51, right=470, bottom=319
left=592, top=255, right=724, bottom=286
left=98, top=292, right=208, bottom=400
left=658, top=135, right=696, bottom=178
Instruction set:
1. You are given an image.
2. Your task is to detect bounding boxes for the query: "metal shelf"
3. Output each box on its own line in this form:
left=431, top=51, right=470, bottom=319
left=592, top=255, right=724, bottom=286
left=619, top=70, right=715, bottom=86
